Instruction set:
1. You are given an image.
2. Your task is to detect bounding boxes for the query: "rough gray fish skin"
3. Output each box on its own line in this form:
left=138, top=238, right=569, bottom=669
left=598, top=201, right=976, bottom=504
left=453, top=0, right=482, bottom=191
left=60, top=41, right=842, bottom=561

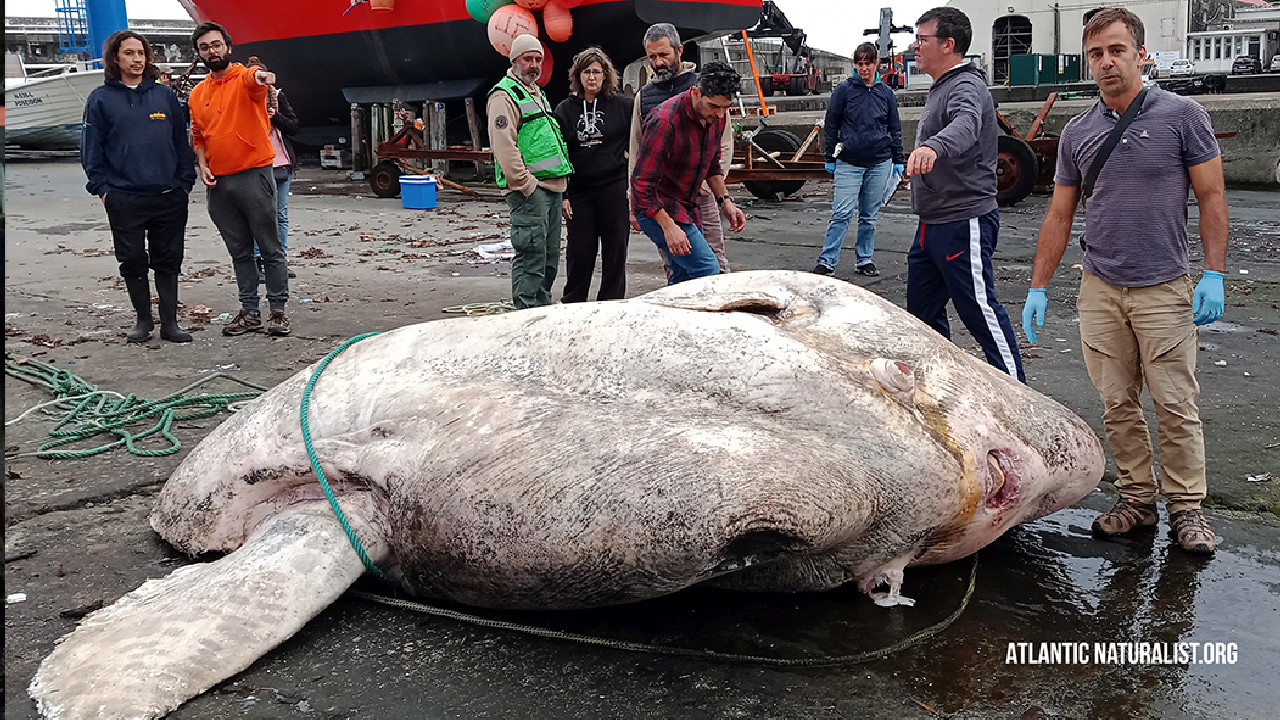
left=155, top=270, right=1103, bottom=607
left=30, top=270, right=1104, bottom=719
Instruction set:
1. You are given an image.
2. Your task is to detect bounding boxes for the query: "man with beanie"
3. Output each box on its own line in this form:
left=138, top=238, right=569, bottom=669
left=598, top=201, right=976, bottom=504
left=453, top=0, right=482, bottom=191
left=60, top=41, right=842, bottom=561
left=82, top=30, right=196, bottom=344
left=487, top=34, right=574, bottom=309
left=629, top=23, right=735, bottom=276
left=188, top=21, right=291, bottom=336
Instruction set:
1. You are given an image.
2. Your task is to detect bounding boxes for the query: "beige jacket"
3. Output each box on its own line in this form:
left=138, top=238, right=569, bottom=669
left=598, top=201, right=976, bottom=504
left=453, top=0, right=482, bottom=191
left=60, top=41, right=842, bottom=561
left=486, top=68, right=569, bottom=196
left=627, top=61, right=734, bottom=195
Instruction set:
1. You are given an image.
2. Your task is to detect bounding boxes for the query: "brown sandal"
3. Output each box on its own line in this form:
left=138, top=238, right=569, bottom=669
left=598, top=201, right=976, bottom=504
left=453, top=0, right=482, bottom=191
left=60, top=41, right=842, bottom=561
left=1092, top=497, right=1158, bottom=537
left=1169, top=509, right=1216, bottom=554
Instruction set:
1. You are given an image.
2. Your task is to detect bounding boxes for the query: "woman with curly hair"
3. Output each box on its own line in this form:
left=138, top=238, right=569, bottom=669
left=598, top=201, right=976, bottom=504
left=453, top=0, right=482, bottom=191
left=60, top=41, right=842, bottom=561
left=553, top=47, right=632, bottom=302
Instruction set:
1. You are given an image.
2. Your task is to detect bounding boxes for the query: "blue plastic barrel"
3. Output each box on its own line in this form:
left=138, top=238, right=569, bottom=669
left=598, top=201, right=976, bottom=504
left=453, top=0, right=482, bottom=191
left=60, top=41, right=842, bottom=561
left=400, top=175, right=438, bottom=210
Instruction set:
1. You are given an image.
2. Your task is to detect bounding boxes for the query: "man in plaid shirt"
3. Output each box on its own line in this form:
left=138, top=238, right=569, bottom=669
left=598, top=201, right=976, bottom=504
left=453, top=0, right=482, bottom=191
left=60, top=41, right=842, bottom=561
left=631, top=61, right=747, bottom=284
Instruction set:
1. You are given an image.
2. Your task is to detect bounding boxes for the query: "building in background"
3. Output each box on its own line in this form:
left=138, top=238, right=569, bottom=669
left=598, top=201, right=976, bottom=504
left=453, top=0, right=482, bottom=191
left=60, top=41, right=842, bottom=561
left=5, top=15, right=197, bottom=70
left=946, top=0, right=1279, bottom=84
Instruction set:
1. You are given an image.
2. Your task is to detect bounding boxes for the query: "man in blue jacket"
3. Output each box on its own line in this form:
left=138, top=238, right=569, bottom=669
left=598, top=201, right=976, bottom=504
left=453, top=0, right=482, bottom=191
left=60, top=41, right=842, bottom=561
left=813, top=42, right=905, bottom=277
left=82, top=30, right=196, bottom=343
left=904, top=7, right=1024, bottom=383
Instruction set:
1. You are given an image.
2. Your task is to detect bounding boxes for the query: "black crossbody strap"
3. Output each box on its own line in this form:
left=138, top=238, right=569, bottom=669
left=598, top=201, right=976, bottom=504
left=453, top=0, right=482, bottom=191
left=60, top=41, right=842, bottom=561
left=1078, top=87, right=1147, bottom=252
left=1082, top=87, right=1147, bottom=201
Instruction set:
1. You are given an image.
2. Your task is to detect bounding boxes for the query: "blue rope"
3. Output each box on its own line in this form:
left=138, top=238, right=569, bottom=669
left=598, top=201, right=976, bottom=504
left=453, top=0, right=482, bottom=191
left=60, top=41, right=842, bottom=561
left=300, top=332, right=388, bottom=581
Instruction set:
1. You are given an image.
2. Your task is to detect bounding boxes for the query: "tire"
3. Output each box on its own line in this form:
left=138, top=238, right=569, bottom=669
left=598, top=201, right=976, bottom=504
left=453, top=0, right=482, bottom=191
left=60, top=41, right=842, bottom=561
left=370, top=161, right=401, bottom=198
left=758, top=77, right=773, bottom=97
left=742, top=128, right=806, bottom=200
left=995, top=135, right=1038, bottom=207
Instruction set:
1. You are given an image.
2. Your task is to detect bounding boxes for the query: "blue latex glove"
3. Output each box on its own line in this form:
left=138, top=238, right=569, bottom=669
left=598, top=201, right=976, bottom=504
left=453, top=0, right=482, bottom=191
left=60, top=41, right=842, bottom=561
left=1023, top=288, right=1047, bottom=343
left=893, top=163, right=905, bottom=176
left=1192, top=270, right=1225, bottom=326
left=825, top=161, right=836, bottom=175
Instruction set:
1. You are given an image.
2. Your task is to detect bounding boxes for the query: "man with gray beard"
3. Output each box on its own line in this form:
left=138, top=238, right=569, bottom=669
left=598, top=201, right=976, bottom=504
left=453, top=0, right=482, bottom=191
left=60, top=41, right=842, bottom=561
left=487, top=34, right=573, bottom=309
left=628, top=23, right=734, bottom=277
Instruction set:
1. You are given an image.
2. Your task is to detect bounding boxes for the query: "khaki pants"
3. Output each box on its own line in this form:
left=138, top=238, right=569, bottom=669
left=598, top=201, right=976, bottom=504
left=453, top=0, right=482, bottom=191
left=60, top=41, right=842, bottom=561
left=1078, top=270, right=1206, bottom=513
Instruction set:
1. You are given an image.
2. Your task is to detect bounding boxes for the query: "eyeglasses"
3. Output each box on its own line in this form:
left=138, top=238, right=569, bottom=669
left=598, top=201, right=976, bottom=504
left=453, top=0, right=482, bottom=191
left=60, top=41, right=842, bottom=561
left=197, top=40, right=226, bottom=53
left=914, top=34, right=938, bottom=43
left=581, top=69, right=605, bottom=76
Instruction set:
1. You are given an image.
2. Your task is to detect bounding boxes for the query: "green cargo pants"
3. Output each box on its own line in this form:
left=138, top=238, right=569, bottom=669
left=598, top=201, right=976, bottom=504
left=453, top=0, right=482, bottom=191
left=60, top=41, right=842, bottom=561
left=505, top=186, right=562, bottom=309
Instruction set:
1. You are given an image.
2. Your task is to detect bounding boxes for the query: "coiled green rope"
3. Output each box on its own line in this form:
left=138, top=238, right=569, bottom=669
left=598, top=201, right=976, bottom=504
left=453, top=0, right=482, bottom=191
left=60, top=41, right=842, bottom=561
left=299, top=332, right=389, bottom=581
left=4, top=353, right=268, bottom=459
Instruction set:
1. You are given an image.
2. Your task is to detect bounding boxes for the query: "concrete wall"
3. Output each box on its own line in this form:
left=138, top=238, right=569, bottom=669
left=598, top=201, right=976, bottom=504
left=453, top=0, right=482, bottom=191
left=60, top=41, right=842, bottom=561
left=740, top=93, right=1280, bottom=186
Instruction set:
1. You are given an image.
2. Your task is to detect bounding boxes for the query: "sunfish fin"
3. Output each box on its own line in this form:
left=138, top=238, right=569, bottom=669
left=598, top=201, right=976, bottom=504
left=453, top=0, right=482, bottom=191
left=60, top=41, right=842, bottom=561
left=29, top=502, right=386, bottom=719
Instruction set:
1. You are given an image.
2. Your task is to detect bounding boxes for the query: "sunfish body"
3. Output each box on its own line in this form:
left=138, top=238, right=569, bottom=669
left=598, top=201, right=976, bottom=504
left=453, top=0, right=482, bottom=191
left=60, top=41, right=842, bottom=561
left=30, top=271, right=1103, bottom=718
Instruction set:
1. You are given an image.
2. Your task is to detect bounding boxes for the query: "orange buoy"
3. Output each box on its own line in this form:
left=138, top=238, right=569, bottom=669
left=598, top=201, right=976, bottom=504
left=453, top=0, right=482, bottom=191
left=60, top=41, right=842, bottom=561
left=537, top=40, right=554, bottom=86
left=543, top=1, right=573, bottom=42
left=487, top=4, right=539, bottom=56
left=514, top=0, right=549, bottom=9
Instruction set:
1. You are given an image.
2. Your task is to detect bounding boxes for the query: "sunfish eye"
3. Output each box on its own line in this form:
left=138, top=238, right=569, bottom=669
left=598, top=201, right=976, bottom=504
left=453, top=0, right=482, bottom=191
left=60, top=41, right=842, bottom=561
left=870, top=358, right=915, bottom=400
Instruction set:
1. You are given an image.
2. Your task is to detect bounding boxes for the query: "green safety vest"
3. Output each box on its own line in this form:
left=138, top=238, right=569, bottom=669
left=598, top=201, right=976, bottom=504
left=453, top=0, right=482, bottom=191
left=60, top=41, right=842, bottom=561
left=490, top=75, right=573, bottom=188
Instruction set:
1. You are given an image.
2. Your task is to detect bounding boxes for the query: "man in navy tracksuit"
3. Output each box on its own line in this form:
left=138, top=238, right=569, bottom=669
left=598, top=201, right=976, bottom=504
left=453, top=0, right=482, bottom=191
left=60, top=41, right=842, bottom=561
left=82, top=30, right=196, bottom=343
left=905, top=7, right=1024, bottom=382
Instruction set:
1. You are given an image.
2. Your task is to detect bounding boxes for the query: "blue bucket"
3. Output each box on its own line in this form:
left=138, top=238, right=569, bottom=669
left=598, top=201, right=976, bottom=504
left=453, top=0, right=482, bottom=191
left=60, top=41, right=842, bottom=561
left=400, top=175, right=438, bottom=210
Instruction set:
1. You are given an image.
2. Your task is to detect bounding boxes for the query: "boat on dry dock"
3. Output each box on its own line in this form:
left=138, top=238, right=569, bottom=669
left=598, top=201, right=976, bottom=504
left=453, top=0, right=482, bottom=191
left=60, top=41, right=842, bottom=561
left=178, top=0, right=762, bottom=141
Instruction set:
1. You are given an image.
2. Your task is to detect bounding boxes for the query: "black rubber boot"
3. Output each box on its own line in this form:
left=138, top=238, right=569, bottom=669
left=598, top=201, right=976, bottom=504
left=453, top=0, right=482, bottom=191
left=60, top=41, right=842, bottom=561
left=154, top=273, right=192, bottom=343
left=123, top=275, right=154, bottom=343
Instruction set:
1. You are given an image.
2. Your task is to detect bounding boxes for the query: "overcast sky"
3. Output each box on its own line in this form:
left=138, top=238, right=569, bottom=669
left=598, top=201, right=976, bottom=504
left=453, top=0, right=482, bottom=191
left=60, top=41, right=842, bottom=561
left=6, top=0, right=933, bottom=57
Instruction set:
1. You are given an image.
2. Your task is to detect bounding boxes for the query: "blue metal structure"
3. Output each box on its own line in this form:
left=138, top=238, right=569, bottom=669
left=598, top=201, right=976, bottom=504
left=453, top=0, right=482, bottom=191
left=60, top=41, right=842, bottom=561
left=54, top=0, right=90, bottom=54
left=55, top=0, right=129, bottom=60
left=85, top=0, right=130, bottom=60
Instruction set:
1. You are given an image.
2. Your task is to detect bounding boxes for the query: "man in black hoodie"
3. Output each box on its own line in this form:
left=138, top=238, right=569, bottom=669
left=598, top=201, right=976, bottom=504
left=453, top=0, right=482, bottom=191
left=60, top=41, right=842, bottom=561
left=82, top=30, right=196, bottom=343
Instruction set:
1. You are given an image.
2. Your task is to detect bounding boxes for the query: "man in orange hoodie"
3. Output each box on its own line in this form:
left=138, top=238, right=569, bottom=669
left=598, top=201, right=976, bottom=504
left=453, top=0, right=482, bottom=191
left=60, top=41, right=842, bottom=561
left=189, top=22, right=291, bottom=336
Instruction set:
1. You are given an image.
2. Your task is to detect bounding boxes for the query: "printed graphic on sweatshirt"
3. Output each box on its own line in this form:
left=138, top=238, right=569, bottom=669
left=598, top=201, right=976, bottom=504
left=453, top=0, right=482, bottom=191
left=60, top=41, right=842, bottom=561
left=577, top=99, right=604, bottom=147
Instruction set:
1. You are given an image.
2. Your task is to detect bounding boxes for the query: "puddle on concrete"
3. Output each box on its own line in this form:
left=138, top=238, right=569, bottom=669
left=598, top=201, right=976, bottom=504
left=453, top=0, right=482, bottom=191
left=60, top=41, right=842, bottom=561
left=257, top=503, right=1275, bottom=719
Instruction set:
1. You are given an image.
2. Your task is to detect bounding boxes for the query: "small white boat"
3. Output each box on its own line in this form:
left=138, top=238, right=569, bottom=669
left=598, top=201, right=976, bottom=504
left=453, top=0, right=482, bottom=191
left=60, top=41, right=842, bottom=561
left=5, top=61, right=105, bottom=150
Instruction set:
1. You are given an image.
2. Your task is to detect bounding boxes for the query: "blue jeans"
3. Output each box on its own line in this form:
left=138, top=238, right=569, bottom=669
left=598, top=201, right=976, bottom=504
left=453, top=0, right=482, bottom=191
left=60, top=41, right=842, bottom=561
left=254, top=170, right=291, bottom=258
left=817, top=159, right=892, bottom=270
left=637, top=215, right=720, bottom=285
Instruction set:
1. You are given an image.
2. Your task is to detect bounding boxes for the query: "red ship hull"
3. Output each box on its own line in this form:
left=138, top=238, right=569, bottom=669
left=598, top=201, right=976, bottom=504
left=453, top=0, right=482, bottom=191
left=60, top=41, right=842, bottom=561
left=180, top=0, right=762, bottom=143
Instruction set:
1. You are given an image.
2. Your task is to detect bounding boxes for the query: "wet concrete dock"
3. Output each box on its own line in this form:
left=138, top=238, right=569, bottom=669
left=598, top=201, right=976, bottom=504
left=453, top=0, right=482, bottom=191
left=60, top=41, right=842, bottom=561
left=5, top=159, right=1279, bottom=718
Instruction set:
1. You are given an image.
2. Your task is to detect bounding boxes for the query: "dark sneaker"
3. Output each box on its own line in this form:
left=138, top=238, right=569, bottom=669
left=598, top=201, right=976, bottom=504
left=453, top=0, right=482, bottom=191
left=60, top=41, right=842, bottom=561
left=811, top=264, right=834, bottom=276
left=1092, top=497, right=1158, bottom=537
left=855, top=262, right=880, bottom=276
left=265, top=310, right=290, bottom=336
left=222, top=309, right=263, bottom=336
left=1169, top=508, right=1216, bottom=554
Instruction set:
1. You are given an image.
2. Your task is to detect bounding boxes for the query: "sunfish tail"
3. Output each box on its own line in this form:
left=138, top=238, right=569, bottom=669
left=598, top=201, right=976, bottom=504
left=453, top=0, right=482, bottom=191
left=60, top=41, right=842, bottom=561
left=29, top=502, right=386, bottom=720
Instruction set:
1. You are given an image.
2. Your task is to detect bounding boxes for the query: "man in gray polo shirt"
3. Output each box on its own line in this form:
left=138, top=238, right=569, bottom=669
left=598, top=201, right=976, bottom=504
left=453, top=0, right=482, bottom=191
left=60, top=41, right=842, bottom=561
left=1022, top=8, right=1227, bottom=554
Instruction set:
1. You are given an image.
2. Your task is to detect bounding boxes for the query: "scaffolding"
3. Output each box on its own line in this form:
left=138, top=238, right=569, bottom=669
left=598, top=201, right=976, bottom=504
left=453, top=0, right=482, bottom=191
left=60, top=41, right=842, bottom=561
left=53, top=0, right=90, bottom=55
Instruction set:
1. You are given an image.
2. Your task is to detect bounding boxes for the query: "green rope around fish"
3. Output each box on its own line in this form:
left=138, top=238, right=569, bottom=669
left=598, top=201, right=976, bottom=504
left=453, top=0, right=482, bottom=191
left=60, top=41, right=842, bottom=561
left=305, top=332, right=978, bottom=665
left=351, top=554, right=979, bottom=667
left=4, top=353, right=268, bottom=460
left=299, top=332, right=389, bottom=581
